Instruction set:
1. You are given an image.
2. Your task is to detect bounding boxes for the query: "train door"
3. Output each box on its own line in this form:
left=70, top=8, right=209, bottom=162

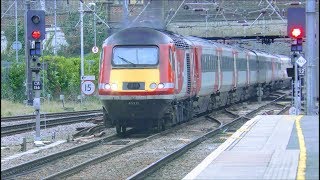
left=271, top=58, right=275, bottom=83
left=246, top=53, right=250, bottom=86
left=170, top=47, right=178, bottom=93
left=233, top=52, right=238, bottom=89
left=193, top=47, right=201, bottom=94
left=217, top=50, right=221, bottom=91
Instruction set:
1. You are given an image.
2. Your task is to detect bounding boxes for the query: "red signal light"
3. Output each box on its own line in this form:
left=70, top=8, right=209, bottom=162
left=31, top=30, right=41, bottom=39
left=291, top=28, right=302, bottom=38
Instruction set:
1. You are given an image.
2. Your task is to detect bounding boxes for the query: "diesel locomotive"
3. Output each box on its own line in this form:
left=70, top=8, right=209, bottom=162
left=98, top=27, right=292, bottom=135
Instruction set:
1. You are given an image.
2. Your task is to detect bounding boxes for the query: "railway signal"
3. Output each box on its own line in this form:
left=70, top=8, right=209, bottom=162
left=288, top=8, right=305, bottom=52
left=27, top=10, right=46, bottom=41
left=25, top=9, right=46, bottom=144
left=287, top=7, right=305, bottom=39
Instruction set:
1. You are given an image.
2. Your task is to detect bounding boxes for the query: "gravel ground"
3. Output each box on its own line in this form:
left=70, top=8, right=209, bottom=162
left=66, top=118, right=218, bottom=179
left=146, top=137, right=225, bottom=179
left=12, top=138, right=138, bottom=179
left=1, top=122, right=116, bottom=170
left=1, top=91, right=293, bottom=179
left=1, top=122, right=96, bottom=147
left=1, top=119, right=36, bottom=127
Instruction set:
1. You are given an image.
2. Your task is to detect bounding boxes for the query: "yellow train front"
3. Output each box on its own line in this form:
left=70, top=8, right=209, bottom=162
left=98, top=27, right=176, bottom=134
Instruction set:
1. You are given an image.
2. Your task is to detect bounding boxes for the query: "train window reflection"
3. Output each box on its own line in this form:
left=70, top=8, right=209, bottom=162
left=112, top=46, right=158, bottom=67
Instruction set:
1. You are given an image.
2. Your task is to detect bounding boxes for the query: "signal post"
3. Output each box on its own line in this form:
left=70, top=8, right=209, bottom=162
left=25, top=9, right=46, bottom=144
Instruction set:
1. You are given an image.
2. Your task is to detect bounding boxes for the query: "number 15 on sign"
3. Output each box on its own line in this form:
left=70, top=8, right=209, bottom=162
left=81, top=81, right=95, bottom=95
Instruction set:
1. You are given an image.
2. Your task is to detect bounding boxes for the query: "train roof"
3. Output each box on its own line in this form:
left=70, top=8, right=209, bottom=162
left=103, top=27, right=173, bottom=45
left=103, top=27, right=290, bottom=61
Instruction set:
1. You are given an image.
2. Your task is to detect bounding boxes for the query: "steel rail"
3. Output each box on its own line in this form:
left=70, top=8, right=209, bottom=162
left=1, top=113, right=102, bottom=136
left=1, top=110, right=101, bottom=122
left=1, top=132, right=122, bottom=178
left=2, top=108, right=219, bottom=179
left=42, top=117, right=222, bottom=179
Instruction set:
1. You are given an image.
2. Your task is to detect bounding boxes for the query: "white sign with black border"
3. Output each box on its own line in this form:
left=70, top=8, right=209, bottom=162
left=81, top=75, right=95, bottom=81
left=92, top=46, right=99, bottom=54
left=81, top=80, right=95, bottom=95
left=296, top=56, right=307, bottom=67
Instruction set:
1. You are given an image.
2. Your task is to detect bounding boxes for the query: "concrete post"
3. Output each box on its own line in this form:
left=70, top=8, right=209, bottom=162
left=305, top=0, right=317, bottom=115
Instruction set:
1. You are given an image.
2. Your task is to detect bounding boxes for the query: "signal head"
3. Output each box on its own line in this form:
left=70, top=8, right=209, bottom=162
left=31, top=15, right=40, bottom=24
left=291, top=28, right=302, bottom=38
left=32, top=30, right=41, bottom=39
left=27, top=10, right=46, bottom=41
left=287, top=8, right=305, bottom=39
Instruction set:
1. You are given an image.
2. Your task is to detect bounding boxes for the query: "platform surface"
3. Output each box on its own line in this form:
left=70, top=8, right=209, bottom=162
left=183, top=115, right=319, bottom=180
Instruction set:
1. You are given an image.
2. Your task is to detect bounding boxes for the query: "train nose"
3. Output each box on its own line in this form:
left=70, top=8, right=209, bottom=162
left=102, top=99, right=171, bottom=127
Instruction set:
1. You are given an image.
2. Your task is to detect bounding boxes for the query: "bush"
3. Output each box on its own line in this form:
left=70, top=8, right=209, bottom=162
left=1, top=53, right=100, bottom=102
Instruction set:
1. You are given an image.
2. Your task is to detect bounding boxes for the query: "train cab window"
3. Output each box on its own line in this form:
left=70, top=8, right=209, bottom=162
left=112, top=46, right=158, bottom=67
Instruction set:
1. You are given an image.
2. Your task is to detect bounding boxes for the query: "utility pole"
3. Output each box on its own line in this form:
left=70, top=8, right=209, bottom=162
left=93, top=3, right=96, bottom=47
left=80, top=1, right=84, bottom=103
left=25, top=0, right=33, bottom=106
left=88, top=2, right=96, bottom=47
left=54, top=0, right=57, bottom=55
left=15, top=0, right=18, bottom=63
left=306, top=0, right=317, bottom=115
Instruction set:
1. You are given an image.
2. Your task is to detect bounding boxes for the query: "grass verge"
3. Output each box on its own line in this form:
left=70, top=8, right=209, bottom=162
left=1, top=99, right=102, bottom=117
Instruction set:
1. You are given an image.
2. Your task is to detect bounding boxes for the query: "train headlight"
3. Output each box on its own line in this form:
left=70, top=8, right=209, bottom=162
left=104, top=83, right=111, bottom=89
left=149, top=83, right=157, bottom=89
left=111, top=83, right=118, bottom=90
left=157, top=83, right=165, bottom=89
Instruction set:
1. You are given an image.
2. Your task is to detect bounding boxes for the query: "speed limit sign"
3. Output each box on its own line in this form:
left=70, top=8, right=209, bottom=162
left=81, top=81, right=95, bottom=95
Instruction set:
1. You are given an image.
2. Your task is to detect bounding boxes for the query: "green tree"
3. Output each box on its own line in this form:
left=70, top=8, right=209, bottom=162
left=2, top=19, right=25, bottom=62
left=0, top=62, right=26, bottom=102
left=59, top=6, right=109, bottom=56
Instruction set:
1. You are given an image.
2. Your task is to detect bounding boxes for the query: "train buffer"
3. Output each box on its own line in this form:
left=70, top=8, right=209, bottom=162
left=183, top=115, right=319, bottom=180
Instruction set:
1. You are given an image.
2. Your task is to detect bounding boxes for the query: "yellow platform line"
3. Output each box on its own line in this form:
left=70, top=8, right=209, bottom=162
left=295, top=115, right=306, bottom=180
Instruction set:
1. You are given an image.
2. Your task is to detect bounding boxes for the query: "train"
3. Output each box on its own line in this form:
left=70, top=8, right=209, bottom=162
left=98, top=27, right=292, bottom=135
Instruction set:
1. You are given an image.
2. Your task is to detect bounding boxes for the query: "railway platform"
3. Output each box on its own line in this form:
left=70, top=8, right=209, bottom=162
left=183, top=115, right=319, bottom=180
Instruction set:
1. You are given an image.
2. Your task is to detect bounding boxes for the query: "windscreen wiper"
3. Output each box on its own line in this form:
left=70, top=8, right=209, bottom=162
left=117, top=56, right=136, bottom=66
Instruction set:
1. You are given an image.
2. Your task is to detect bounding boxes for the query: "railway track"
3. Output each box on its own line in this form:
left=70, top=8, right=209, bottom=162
left=1, top=112, right=102, bottom=137
left=1, top=110, right=222, bottom=179
left=1, top=92, right=291, bottom=179
left=58, top=95, right=289, bottom=179
left=128, top=94, right=290, bottom=179
left=1, top=110, right=101, bottom=122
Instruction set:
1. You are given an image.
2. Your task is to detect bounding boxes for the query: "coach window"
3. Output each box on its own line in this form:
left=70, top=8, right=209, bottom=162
left=241, top=58, right=246, bottom=71
left=229, top=56, right=233, bottom=71
left=115, top=0, right=143, bottom=4
left=208, top=55, right=212, bottom=71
